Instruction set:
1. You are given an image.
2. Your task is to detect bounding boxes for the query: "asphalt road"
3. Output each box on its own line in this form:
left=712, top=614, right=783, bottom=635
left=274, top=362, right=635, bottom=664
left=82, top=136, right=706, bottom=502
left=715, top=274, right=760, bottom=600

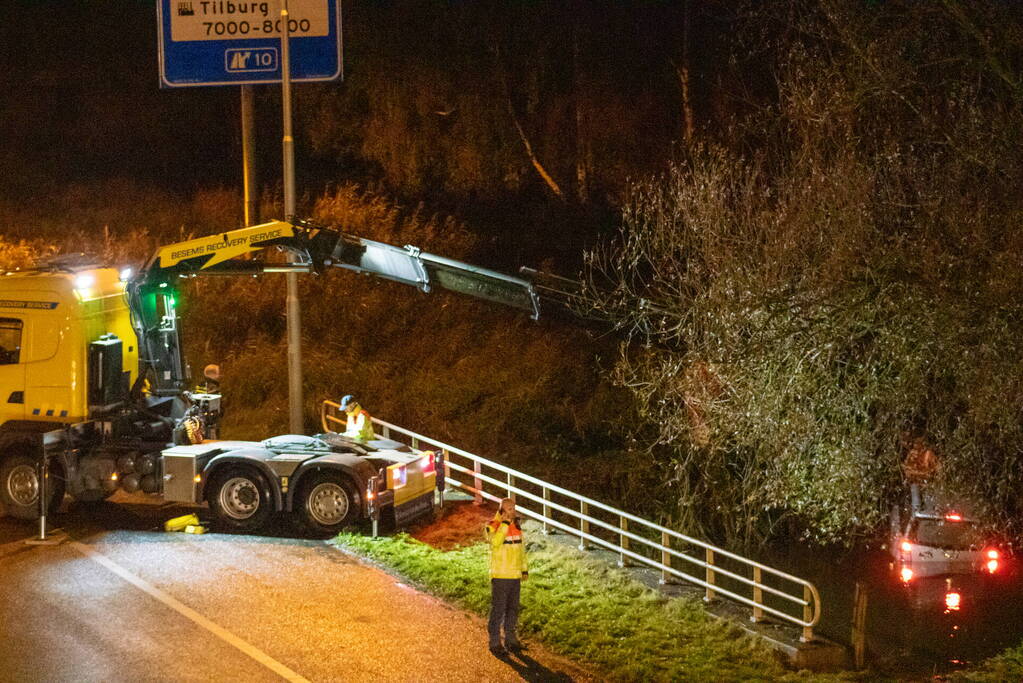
left=0, top=496, right=590, bottom=683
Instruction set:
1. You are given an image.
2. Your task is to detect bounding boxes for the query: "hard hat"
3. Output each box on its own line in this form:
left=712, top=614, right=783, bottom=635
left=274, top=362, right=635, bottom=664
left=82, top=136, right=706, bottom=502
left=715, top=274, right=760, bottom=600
left=340, top=394, right=355, bottom=410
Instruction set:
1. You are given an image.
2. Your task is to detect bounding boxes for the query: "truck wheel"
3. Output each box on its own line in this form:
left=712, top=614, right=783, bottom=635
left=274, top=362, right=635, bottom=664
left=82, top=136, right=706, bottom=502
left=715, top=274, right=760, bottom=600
left=209, top=467, right=272, bottom=532
left=0, top=454, right=65, bottom=520
left=297, top=471, right=359, bottom=537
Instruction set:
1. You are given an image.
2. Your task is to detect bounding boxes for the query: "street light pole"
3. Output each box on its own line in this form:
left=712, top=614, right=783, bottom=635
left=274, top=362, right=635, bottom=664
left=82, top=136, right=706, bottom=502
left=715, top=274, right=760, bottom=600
left=280, top=0, right=304, bottom=433
left=241, top=84, right=258, bottom=227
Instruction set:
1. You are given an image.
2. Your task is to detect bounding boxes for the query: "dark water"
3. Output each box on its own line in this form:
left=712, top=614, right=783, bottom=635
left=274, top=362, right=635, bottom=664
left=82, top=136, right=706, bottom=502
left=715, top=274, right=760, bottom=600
left=758, top=543, right=1023, bottom=674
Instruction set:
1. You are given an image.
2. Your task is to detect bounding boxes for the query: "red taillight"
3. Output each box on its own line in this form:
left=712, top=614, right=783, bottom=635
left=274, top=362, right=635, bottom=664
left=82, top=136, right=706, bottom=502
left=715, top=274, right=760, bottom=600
left=421, top=451, right=436, bottom=475
left=984, top=548, right=1000, bottom=573
left=945, top=512, right=963, bottom=522
left=900, top=539, right=912, bottom=553
left=945, top=592, right=961, bottom=611
left=900, top=566, right=914, bottom=583
left=366, top=490, right=376, bottom=501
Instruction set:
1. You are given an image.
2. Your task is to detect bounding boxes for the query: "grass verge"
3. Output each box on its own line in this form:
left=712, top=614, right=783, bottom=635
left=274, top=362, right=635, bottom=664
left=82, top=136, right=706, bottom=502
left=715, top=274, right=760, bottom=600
left=335, top=525, right=851, bottom=682
left=953, top=642, right=1023, bottom=682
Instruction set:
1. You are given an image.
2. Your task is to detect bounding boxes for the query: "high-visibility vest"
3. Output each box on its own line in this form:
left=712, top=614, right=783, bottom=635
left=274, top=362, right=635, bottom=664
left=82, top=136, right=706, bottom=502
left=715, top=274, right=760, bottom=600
left=486, top=513, right=529, bottom=579
left=345, top=407, right=375, bottom=441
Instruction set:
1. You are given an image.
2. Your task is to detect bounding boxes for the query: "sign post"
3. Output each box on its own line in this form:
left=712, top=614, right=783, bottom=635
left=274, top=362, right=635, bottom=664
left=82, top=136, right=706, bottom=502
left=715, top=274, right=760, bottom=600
left=241, top=85, right=257, bottom=226
left=280, top=0, right=304, bottom=434
left=157, top=0, right=341, bottom=432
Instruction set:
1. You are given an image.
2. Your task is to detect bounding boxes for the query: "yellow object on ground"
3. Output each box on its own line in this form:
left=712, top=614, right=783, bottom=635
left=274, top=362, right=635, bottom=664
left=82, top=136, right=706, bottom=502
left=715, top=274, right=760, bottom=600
left=164, top=513, right=200, bottom=532
left=184, top=525, right=206, bottom=534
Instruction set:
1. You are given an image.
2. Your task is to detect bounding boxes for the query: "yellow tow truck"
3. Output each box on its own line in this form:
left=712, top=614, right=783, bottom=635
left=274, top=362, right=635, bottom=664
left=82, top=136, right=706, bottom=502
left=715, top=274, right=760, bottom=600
left=0, top=219, right=566, bottom=535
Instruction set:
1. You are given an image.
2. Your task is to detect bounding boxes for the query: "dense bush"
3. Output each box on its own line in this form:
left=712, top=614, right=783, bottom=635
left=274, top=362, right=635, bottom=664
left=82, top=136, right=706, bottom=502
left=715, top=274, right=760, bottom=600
left=583, top=2, right=1023, bottom=546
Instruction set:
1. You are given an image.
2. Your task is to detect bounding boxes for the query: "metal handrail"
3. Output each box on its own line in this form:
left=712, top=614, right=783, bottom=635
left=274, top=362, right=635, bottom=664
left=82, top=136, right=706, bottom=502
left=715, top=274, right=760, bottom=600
left=461, top=479, right=813, bottom=624
left=319, top=400, right=821, bottom=640
left=444, top=464, right=805, bottom=607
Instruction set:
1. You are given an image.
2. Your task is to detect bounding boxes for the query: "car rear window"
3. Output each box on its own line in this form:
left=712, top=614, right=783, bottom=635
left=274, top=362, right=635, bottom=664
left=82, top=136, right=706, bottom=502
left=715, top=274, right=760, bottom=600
left=911, top=519, right=983, bottom=549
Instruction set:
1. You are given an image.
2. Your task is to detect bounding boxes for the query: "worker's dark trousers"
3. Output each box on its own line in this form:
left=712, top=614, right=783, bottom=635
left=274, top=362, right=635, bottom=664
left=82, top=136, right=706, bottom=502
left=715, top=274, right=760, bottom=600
left=488, top=578, right=521, bottom=647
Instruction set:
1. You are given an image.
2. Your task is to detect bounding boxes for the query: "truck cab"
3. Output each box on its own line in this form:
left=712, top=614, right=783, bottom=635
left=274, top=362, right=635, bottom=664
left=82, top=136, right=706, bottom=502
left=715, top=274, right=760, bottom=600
left=0, top=263, right=137, bottom=426
left=0, top=261, right=178, bottom=518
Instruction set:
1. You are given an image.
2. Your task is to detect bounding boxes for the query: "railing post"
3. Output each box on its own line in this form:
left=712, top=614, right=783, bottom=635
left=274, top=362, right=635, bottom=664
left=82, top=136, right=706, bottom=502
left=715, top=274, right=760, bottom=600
left=618, top=517, right=629, bottom=568
left=473, top=460, right=483, bottom=505
left=660, top=531, right=671, bottom=584
left=542, top=487, right=551, bottom=535
left=801, top=585, right=813, bottom=643
left=579, top=501, right=589, bottom=550
left=383, top=424, right=390, bottom=439
left=751, top=567, right=763, bottom=623
left=412, top=436, right=419, bottom=450
left=507, top=472, right=514, bottom=499
left=704, top=548, right=716, bottom=602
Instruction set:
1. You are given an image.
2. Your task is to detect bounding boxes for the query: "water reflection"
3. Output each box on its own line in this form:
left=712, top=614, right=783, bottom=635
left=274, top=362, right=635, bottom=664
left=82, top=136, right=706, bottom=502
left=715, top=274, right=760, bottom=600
left=897, top=574, right=995, bottom=666
left=761, top=544, right=1022, bottom=675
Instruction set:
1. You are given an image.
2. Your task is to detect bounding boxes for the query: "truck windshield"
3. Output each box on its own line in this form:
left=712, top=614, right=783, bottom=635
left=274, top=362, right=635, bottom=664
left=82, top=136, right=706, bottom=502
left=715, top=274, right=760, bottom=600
left=912, top=519, right=983, bottom=549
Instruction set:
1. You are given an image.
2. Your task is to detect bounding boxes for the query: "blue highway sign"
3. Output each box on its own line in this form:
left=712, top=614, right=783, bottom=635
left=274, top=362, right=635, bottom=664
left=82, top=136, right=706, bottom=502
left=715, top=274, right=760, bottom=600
left=157, top=0, right=342, bottom=87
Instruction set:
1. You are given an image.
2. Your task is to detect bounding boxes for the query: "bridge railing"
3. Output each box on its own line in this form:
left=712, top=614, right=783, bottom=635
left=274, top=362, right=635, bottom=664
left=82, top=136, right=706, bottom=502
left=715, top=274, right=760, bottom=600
left=320, top=400, right=821, bottom=641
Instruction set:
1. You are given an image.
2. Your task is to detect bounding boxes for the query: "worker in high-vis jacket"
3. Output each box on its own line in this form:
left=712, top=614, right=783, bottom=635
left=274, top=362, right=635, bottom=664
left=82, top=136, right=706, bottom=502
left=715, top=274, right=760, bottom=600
left=340, top=395, right=375, bottom=441
left=486, top=497, right=528, bottom=656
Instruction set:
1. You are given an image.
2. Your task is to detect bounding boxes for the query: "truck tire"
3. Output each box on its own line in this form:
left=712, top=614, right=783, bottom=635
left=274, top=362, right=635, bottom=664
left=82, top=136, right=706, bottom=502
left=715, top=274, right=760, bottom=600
left=0, top=454, right=65, bottom=520
left=208, top=466, right=272, bottom=532
left=297, top=471, right=359, bottom=537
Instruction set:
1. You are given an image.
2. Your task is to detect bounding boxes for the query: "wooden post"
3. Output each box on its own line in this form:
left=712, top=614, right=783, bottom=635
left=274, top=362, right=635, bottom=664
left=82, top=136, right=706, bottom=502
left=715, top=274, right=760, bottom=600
left=618, top=517, right=629, bottom=567
left=704, top=548, right=715, bottom=602
left=801, top=584, right=814, bottom=643
left=473, top=461, right=483, bottom=505
left=579, top=501, right=589, bottom=550
left=751, top=567, right=763, bottom=623
left=660, top=531, right=671, bottom=584
left=506, top=472, right=514, bottom=499
left=852, top=581, right=868, bottom=668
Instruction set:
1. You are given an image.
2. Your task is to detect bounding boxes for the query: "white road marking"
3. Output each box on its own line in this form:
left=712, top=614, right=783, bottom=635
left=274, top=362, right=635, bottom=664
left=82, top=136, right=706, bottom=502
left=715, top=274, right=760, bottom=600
left=70, top=541, right=311, bottom=683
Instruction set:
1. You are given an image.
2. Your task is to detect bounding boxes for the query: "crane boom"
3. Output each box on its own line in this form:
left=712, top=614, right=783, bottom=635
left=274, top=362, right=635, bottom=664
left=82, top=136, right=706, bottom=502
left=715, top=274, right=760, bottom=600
left=138, top=219, right=540, bottom=313
left=128, top=219, right=550, bottom=395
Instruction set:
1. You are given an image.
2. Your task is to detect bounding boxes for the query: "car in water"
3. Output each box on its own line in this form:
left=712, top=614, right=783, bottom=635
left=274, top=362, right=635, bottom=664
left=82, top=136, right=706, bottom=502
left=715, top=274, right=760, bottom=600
left=889, top=484, right=1003, bottom=584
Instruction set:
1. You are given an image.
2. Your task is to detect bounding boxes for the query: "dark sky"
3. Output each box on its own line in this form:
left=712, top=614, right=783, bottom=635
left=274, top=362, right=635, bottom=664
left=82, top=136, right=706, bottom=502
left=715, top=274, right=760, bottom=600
left=1, top=0, right=287, bottom=197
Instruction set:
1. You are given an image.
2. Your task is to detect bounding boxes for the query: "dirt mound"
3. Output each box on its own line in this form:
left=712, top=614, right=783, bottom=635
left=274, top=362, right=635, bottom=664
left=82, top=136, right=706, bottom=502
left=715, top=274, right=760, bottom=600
left=410, top=500, right=497, bottom=550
